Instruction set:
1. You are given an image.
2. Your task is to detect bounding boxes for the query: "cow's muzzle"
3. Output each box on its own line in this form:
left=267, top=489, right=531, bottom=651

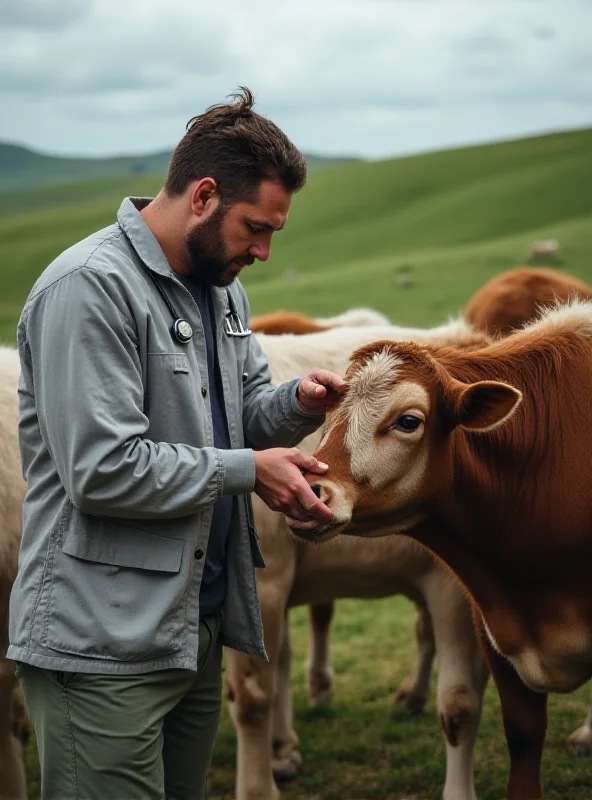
left=285, top=515, right=341, bottom=541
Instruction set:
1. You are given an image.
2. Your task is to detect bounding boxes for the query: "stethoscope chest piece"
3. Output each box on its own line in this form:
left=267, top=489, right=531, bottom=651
left=173, top=318, right=194, bottom=344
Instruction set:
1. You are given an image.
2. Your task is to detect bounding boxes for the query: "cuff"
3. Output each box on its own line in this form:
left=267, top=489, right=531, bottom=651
left=220, top=448, right=257, bottom=496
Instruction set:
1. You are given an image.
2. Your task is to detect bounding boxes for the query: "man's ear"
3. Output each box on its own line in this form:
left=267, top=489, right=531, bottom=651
left=452, top=380, right=523, bottom=432
left=190, top=178, right=218, bottom=218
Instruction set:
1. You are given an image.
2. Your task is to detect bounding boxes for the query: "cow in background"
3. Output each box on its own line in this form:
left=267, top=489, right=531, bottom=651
left=228, top=318, right=491, bottom=800
left=0, top=347, right=28, bottom=800
left=252, top=305, right=414, bottom=716
left=465, top=266, right=592, bottom=338
left=250, top=307, right=390, bottom=335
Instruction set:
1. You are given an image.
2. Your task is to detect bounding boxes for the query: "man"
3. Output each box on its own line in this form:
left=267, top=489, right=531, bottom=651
left=9, top=88, right=344, bottom=800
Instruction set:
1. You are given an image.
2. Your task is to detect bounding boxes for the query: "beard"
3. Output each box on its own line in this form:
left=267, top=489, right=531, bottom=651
left=184, top=206, right=254, bottom=287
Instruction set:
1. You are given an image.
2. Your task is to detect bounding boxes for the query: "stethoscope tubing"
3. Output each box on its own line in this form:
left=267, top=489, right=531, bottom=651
left=144, top=267, right=251, bottom=344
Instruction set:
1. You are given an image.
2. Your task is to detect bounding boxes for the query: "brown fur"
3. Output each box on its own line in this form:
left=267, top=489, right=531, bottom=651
left=250, top=310, right=329, bottom=335
left=465, top=266, right=592, bottom=337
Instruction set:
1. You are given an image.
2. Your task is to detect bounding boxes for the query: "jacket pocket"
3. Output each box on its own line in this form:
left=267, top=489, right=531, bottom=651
left=43, top=519, right=187, bottom=662
left=144, top=352, right=205, bottom=442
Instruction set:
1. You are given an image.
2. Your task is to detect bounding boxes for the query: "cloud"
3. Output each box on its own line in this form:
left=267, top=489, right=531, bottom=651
left=0, top=0, right=92, bottom=29
left=0, top=0, right=590, bottom=159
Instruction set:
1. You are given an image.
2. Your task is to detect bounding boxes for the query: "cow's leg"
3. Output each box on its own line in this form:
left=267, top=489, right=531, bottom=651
left=226, top=584, right=290, bottom=800
left=475, top=612, right=546, bottom=800
left=306, top=602, right=335, bottom=708
left=423, top=573, right=488, bottom=800
left=393, top=602, right=435, bottom=713
left=0, top=658, right=27, bottom=800
left=566, top=698, right=592, bottom=756
left=271, top=613, right=302, bottom=780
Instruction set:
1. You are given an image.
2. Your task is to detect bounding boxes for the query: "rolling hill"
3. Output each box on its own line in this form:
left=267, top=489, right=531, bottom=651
left=0, top=127, right=591, bottom=342
left=0, top=142, right=360, bottom=191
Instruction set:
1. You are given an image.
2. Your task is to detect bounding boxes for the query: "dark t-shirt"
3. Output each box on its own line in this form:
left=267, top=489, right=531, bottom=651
left=176, top=274, right=234, bottom=617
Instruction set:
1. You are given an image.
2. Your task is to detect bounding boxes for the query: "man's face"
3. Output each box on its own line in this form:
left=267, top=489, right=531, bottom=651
left=185, top=179, right=292, bottom=286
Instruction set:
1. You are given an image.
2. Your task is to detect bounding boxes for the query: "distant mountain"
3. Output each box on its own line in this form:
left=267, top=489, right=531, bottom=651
left=0, top=142, right=360, bottom=191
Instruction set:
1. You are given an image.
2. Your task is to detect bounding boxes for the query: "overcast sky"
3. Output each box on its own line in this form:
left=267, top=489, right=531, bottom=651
left=1, top=0, right=591, bottom=160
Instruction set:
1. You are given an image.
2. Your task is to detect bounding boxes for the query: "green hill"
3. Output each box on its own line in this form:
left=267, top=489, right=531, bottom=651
left=0, top=142, right=359, bottom=191
left=0, top=143, right=173, bottom=191
left=1, top=127, right=591, bottom=342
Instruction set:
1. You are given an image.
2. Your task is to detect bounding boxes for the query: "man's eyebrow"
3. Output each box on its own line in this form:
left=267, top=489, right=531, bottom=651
left=247, top=218, right=285, bottom=232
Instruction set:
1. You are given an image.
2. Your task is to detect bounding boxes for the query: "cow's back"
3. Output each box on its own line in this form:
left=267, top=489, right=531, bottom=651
left=465, top=267, right=592, bottom=337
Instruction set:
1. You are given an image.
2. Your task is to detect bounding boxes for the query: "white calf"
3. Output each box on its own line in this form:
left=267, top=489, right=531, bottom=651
left=226, top=320, right=491, bottom=800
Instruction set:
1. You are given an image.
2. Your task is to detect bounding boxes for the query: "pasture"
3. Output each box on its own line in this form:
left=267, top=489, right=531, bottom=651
left=3, top=127, right=592, bottom=799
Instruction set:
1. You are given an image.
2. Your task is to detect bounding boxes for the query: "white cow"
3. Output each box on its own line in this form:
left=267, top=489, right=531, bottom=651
left=227, top=320, right=492, bottom=800
left=0, top=346, right=27, bottom=800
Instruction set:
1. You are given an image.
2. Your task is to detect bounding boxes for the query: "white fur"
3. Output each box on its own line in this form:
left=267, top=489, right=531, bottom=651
left=522, top=299, right=592, bottom=339
left=315, top=308, right=391, bottom=328
left=0, top=346, right=27, bottom=799
left=256, top=316, right=479, bottom=388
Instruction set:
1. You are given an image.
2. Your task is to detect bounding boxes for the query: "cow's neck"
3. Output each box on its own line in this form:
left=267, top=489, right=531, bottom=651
left=407, top=514, right=528, bottom=654
left=434, top=328, right=592, bottom=556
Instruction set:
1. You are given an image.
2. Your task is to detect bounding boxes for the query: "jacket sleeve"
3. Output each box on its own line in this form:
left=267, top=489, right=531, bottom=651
left=19, top=267, right=255, bottom=519
left=234, top=284, right=325, bottom=450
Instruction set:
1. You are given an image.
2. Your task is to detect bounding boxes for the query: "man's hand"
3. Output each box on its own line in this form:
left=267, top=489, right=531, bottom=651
left=253, top=448, right=334, bottom=523
left=296, top=369, right=346, bottom=415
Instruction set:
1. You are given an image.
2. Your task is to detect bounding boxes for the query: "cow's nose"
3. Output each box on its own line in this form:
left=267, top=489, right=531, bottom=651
left=310, top=484, right=322, bottom=498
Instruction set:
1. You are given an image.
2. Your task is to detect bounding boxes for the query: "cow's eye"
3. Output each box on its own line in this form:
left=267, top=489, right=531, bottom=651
left=393, top=414, right=422, bottom=433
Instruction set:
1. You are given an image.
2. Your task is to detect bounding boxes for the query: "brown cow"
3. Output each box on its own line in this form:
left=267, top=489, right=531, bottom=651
left=288, top=301, right=592, bottom=800
left=465, top=266, right=592, bottom=337
left=251, top=308, right=390, bottom=335
left=251, top=310, right=328, bottom=335
left=467, top=267, right=592, bottom=756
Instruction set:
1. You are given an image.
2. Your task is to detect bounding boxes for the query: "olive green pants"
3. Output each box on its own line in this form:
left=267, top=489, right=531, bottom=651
left=16, top=614, right=222, bottom=800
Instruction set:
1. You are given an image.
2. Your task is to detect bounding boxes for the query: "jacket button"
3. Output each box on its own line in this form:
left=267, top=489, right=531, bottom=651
left=201, top=387, right=207, bottom=397
left=195, top=549, right=204, bottom=560
left=242, top=372, right=248, bottom=383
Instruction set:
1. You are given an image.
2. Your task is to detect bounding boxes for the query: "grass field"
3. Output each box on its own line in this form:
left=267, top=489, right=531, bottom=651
left=4, top=127, right=592, bottom=798
left=21, top=599, right=592, bottom=799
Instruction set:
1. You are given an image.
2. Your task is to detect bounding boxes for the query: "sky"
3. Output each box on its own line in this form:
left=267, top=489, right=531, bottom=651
left=1, top=0, right=591, bottom=160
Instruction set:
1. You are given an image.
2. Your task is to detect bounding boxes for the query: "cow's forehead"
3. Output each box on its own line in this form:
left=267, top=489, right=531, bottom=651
left=328, top=347, right=431, bottom=446
left=340, top=349, right=404, bottom=417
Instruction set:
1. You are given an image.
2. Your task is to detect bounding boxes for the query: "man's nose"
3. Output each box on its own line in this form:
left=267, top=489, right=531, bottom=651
left=249, top=244, right=270, bottom=262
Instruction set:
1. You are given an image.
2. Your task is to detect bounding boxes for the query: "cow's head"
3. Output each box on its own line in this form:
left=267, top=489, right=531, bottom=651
left=287, top=340, right=522, bottom=542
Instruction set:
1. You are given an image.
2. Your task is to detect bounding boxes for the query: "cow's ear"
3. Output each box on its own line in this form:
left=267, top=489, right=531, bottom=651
left=454, top=380, right=523, bottom=432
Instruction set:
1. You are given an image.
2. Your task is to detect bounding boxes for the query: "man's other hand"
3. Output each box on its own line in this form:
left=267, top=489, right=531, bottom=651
left=296, top=369, right=346, bottom=415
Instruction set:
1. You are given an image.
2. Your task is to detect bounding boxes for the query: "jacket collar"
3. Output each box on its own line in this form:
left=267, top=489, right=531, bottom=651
left=117, top=197, right=236, bottom=320
left=117, top=197, right=174, bottom=279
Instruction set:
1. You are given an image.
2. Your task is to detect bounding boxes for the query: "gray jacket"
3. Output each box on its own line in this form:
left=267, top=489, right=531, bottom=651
left=8, top=197, right=323, bottom=674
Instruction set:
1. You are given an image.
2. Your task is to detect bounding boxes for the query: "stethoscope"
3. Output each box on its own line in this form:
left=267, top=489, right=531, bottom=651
left=145, top=268, right=252, bottom=344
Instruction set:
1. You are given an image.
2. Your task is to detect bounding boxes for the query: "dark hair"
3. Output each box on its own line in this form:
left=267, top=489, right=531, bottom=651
left=164, top=87, right=307, bottom=204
